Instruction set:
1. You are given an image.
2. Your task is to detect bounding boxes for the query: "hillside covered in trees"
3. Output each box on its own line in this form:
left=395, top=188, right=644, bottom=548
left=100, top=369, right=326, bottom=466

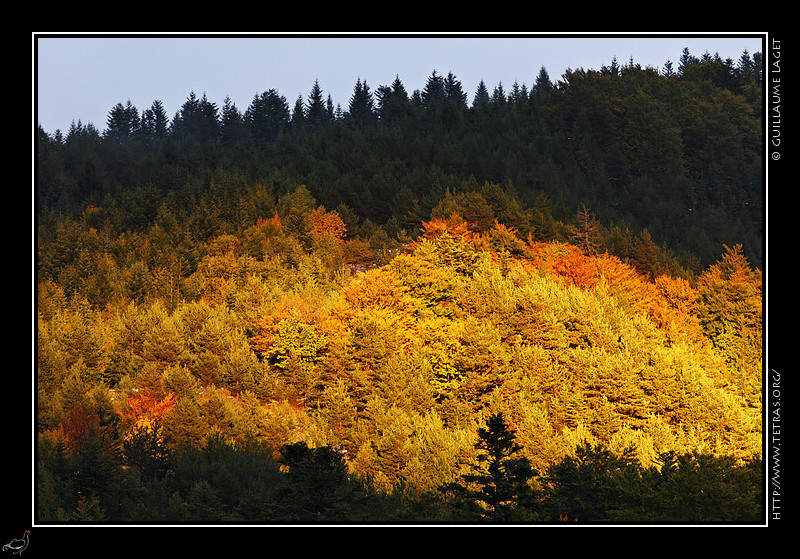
left=35, top=45, right=764, bottom=524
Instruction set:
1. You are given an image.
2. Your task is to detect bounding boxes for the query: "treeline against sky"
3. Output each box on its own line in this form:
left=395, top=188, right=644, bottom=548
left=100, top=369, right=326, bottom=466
left=35, top=46, right=764, bottom=523
left=37, top=46, right=763, bottom=269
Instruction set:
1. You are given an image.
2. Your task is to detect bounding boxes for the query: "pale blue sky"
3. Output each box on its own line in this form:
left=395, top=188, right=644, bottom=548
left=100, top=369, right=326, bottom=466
left=34, top=33, right=766, bottom=135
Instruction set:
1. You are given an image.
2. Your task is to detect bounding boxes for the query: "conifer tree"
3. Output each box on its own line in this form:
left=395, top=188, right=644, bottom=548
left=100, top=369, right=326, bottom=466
left=678, top=47, right=699, bottom=75
left=540, top=443, right=642, bottom=521
left=533, top=66, right=553, bottom=101
left=245, top=89, right=290, bottom=143
left=347, top=78, right=376, bottom=129
left=105, top=100, right=140, bottom=143
left=375, top=76, right=411, bottom=124
left=171, top=91, right=219, bottom=144
left=422, top=70, right=446, bottom=109
left=140, top=100, right=170, bottom=140
left=491, top=82, right=506, bottom=106
left=290, top=94, right=306, bottom=135
left=277, top=442, right=378, bottom=521
left=441, top=412, right=538, bottom=521
left=306, top=79, right=329, bottom=127
left=444, top=72, right=467, bottom=107
left=472, top=80, right=491, bottom=110
left=696, top=244, right=762, bottom=404
left=571, top=204, right=601, bottom=255
left=220, top=96, right=246, bottom=147
left=663, top=60, right=675, bottom=78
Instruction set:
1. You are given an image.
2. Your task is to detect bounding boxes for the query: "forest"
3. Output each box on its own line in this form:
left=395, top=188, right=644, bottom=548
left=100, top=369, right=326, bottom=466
left=35, top=45, right=764, bottom=524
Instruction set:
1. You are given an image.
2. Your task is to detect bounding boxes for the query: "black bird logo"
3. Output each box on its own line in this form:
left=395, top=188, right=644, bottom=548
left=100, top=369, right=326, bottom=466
left=2, top=531, right=29, bottom=555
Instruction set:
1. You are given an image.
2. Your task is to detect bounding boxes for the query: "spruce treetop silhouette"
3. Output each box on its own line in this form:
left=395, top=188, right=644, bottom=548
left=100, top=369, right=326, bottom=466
left=442, top=412, right=538, bottom=521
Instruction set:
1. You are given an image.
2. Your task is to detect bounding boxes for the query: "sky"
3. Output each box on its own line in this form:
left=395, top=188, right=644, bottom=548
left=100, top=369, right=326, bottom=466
left=34, top=33, right=766, bottom=136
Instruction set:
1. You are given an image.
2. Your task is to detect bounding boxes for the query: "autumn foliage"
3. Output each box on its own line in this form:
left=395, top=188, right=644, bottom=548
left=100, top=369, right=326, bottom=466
left=309, top=206, right=347, bottom=243
left=37, top=186, right=763, bottom=522
left=35, top=48, right=765, bottom=521
left=116, top=390, right=178, bottom=434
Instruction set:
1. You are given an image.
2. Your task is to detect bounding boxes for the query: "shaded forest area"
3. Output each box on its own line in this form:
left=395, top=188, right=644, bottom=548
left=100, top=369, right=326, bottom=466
left=35, top=45, right=764, bottom=523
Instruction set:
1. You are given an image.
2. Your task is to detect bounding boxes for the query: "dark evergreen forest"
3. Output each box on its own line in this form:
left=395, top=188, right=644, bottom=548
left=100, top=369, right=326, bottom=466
left=35, top=45, right=765, bottom=525
left=37, top=47, right=763, bottom=271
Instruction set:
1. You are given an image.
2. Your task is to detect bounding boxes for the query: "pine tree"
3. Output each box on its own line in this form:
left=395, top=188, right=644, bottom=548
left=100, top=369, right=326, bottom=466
left=306, top=79, right=329, bottom=127
left=444, top=72, right=467, bottom=107
left=347, top=78, right=376, bottom=129
left=421, top=70, right=446, bottom=109
left=472, top=80, right=491, bottom=110
left=105, top=100, right=140, bottom=142
left=277, top=442, right=377, bottom=521
left=533, top=66, right=552, bottom=103
left=491, top=82, right=506, bottom=106
left=290, top=93, right=306, bottom=135
left=220, top=96, right=246, bottom=147
left=375, top=76, right=411, bottom=125
left=678, top=47, right=699, bottom=75
left=140, top=100, right=170, bottom=141
left=540, top=443, right=643, bottom=521
left=441, top=412, right=538, bottom=521
left=663, top=60, right=675, bottom=78
left=245, top=89, right=290, bottom=143
left=696, top=244, right=762, bottom=404
left=171, top=91, right=219, bottom=144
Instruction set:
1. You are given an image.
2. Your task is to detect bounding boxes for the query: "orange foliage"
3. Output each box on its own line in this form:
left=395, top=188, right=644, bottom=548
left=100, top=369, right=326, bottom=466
left=654, top=274, right=698, bottom=315
left=310, top=206, right=347, bottom=243
left=411, top=225, right=705, bottom=347
left=82, top=204, right=101, bottom=219
left=116, top=390, right=178, bottom=432
left=523, top=241, right=607, bottom=290
left=521, top=240, right=707, bottom=344
left=256, top=213, right=283, bottom=235
left=650, top=274, right=708, bottom=349
left=419, top=213, right=474, bottom=241
left=251, top=295, right=346, bottom=358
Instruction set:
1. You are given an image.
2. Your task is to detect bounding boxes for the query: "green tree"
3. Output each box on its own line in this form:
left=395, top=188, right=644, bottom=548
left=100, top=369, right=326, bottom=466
left=245, top=89, right=290, bottom=143
left=170, top=91, right=219, bottom=144
left=347, top=78, right=376, bottom=129
left=441, top=412, right=538, bottom=521
left=444, top=72, right=468, bottom=107
left=306, top=79, right=330, bottom=127
left=678, top=47, right=700, bottom=75
left=421, top=70, right=446, bottom=110
left=277, top=442, right=380, bottom=521
left=472, top=80, right=491, bottom=110
left=105, top=100, right=140, bottom=143
left=643, top=452, right=763, bottom=522
left=122, top=423, right=172, bottom=482
left=219, top=95, right=247, bottom=147
left=540, top=443, right=644, bottom=521
left=533, top=66, right=553, bottom=102
left=375, top=76, right=411, bottom=125
left=139, top=100, right=170, bottom=140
